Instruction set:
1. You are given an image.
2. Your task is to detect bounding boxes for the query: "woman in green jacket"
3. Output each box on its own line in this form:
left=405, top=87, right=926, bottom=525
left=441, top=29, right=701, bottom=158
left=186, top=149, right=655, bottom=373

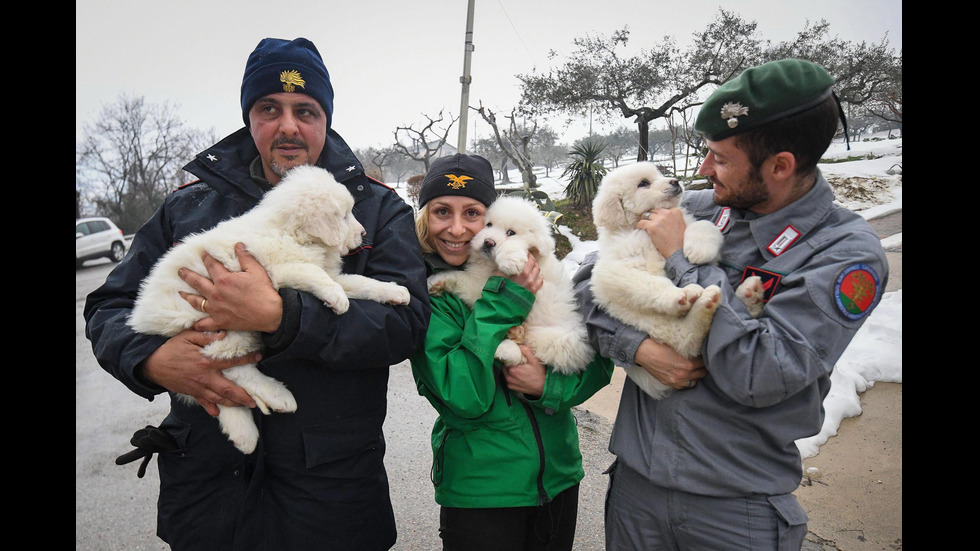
left=410, top=153, right=614, bottom=551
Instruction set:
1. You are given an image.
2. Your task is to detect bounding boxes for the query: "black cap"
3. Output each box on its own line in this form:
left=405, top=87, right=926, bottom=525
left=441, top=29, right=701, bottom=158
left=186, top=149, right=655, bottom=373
left=418, top=154, right=496, bottom=208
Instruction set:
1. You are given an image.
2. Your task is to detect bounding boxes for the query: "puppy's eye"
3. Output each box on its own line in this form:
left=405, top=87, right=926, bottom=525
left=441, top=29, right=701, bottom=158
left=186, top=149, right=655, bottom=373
left=638, top=179, right=651, bottom=188
left=506, top=229, right=516, bottom=237
left=485, top=222, right=493, bottom=227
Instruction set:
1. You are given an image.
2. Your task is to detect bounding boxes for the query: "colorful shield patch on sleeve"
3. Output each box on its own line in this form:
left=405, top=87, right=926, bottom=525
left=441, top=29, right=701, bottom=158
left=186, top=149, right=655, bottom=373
left=833, top=264, right=880, bottom=320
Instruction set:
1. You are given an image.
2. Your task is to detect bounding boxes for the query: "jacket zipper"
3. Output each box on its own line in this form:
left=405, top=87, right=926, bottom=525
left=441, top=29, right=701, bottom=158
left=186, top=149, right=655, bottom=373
left=520, top=400, right=550, bottom=505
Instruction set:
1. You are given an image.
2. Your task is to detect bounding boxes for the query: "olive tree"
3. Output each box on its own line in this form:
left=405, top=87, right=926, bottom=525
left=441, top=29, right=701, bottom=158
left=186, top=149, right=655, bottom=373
left=518, top=9, right=763, bottom=162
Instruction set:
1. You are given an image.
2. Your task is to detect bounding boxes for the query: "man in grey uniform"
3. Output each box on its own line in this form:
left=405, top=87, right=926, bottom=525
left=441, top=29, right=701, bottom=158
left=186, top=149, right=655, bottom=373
left=572, top=58, right=888, bottom=549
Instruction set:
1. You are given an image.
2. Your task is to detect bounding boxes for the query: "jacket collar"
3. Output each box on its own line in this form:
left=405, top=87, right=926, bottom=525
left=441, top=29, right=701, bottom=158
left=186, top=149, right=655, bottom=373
left=742, top=169, right=836, bottom=259
left=182, top=126, right=366, bottom=200
left=423, top=252, right=461, bottom=276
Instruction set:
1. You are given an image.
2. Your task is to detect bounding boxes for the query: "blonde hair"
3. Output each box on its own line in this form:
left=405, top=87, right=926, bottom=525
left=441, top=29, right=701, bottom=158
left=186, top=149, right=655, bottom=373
left=414, top=204, right=436, bottom=255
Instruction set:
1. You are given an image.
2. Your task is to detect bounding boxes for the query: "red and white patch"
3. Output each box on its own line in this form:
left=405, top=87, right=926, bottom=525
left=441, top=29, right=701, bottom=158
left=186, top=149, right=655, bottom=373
left=767, top=225, right=800, bottom=256
left=714, top=207, right=731, bottom=231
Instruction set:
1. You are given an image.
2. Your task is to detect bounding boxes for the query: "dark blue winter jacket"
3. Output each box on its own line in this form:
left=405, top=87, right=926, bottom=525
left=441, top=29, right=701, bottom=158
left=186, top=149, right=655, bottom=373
left=84, top=126, right=429, bottom=550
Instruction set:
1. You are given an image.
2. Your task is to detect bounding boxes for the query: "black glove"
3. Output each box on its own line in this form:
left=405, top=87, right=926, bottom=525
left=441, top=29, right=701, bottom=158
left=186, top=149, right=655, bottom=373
left=115, top=425, right=180, bottom=478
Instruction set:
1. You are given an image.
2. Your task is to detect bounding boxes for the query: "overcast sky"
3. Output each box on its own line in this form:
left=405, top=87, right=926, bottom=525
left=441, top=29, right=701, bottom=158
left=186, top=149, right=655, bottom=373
left=75, top=0, right=902, bottom=151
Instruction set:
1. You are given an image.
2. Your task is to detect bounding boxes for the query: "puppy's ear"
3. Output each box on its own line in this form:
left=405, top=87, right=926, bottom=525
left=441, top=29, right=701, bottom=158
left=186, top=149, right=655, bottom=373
left=531, top=227, right=555, bottom=259
left=303, top=206, right=347, bottom=248
left=592, top=185, right=628, bottom=230
left=288, top=180, right=350, bottom=247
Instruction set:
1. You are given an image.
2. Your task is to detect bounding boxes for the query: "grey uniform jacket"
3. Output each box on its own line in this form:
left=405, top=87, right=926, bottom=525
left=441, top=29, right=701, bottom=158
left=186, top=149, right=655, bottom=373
left=573, top=171, right=888, bottom=498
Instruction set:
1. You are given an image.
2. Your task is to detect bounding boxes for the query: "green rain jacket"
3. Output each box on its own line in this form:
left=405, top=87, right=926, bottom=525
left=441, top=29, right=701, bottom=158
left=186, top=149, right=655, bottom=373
left=410, top=260, right=614, bottom=508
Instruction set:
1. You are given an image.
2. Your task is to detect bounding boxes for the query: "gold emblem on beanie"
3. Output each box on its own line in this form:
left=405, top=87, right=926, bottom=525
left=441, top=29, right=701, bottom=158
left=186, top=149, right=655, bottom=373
left=720, top=102, right=749, bottom=129
left=280, top=70, right=306, bottom=93
left=445, top=174, right=473, bottom=189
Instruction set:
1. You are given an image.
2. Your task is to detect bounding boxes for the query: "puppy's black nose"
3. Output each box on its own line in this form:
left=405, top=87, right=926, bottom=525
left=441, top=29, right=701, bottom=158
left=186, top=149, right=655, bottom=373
left=483, top=238, right=496, bottom=250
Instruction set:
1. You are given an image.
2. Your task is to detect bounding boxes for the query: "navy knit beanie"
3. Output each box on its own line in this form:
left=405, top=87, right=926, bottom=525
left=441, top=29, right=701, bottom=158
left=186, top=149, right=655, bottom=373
left=240, top=37, right=334, bottom=127
left=418, top=154, right=497, bottom=208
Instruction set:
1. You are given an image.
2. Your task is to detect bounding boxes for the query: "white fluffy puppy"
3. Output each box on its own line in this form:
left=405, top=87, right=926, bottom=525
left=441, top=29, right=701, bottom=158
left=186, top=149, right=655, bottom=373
left=128, top=165, right=410, bottom=453
left=590, top=162, right=764, bottom=399
left=428, top=195, right=595, bottom=375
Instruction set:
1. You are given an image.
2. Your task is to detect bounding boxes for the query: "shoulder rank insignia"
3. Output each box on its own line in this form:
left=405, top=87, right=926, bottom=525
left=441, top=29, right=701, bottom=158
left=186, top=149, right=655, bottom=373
left=767, top=225, right=800, bottom=256
left=715, top=207, right=731, bottom=232
left=833, top=264, right=881, bottom=320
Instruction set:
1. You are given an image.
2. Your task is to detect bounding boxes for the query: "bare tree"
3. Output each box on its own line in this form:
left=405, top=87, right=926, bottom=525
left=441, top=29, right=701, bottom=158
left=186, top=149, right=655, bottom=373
left=472, top=102, right=540, bottom=192
left=392, top=110, right=459, bottom=170
left=664, top=110, right=703, bottom=179
left=469, top=136, right=510, bottom=183
left=356, top=145, right=399, bottom=183
left=76, top=94, right=210, bottom=233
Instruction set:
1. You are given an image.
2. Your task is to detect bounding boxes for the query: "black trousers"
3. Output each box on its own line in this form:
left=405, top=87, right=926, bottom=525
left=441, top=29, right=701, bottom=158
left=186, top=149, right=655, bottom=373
left=438, top=484, right=580, bottom=551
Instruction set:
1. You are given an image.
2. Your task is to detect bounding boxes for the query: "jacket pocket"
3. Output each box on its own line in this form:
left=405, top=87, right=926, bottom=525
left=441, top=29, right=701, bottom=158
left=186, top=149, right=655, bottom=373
left=767, top=493, right=808, bottom=550
left=301, top=409, right=387, bottom=476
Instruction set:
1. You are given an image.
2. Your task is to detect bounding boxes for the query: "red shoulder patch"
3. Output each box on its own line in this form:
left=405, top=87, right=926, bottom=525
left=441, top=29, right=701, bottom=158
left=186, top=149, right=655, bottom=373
left=174, top=179, right=202, bottom=192
left=833, top=264, right=880, bottom=320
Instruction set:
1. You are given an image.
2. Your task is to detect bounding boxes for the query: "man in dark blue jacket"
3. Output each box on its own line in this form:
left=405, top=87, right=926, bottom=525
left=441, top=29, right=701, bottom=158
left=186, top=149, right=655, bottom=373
left=84, top=37, right=430, bottom=550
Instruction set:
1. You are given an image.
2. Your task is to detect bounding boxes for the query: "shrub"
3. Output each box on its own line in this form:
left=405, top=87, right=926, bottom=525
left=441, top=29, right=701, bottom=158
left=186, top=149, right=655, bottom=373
left=561, top=140, right=608, bottom=209
left=406, top=174, right=425, bottom=206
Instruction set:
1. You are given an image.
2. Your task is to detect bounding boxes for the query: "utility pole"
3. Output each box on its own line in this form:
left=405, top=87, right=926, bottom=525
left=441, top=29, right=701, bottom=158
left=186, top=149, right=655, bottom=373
left=456, top=0, right=475, bottom=153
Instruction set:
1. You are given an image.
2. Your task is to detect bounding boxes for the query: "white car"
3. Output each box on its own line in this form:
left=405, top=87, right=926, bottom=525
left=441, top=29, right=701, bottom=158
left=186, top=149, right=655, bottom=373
left=76, top=217, right=126, bottom=268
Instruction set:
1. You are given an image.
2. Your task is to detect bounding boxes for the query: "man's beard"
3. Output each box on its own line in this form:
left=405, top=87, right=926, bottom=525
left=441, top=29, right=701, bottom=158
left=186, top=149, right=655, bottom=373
left=270, top=158, right=297, bottom=179
left=269, top=139, right=309, bottom=179
left=713, top=165, right=768, bottom=209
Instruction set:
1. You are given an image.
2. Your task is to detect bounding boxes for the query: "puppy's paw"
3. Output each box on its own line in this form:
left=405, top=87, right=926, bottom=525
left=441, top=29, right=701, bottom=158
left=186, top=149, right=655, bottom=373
left=322, top=288, right=350, bottom=315
left=427, top=275, right=447, bottom=296
left=683, top=221, right=724, bottom=265
left=696, top=285, right=722, bottom=311
left=380, top=282, right=411, bottom=305
left=671, top=284, right=704, bottom=314
left=251, top=385, right=297, bottom=415
left=217, top=406, right=259, bottom=454
left=506, top=324, right=527, bottom=344
left=495, top=339, right=524, bottom=366
left=495, top=253, right=528, bottom=277
left=736, top=276, right=765, bottom=318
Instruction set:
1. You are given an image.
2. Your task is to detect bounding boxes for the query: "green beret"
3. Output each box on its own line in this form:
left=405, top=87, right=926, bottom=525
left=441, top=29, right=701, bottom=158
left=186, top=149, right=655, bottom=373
left=695, top=58, right=835, bottom=141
